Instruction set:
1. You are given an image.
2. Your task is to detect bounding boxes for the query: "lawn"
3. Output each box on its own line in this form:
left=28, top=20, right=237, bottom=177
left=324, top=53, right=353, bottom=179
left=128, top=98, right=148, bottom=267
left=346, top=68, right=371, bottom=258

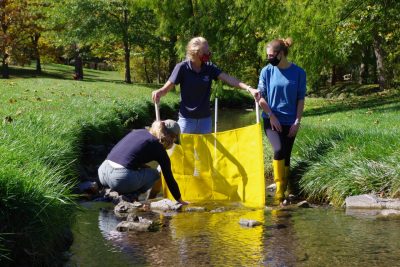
left=0, top=63, right=179, bottom=266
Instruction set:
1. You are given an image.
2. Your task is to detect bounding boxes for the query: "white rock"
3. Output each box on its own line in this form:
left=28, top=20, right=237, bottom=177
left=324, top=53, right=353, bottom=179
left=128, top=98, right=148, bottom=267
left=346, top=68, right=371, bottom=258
left=239, top=218, right=262, bottom=227
left=150, top=199, right=182, bottom=211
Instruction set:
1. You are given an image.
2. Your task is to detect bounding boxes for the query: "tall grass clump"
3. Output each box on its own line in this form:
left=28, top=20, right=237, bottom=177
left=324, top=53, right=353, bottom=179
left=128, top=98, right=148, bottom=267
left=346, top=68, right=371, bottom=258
left=290, top=89, right=400, bottom=206
left=0, top=64, right=179, bottom=266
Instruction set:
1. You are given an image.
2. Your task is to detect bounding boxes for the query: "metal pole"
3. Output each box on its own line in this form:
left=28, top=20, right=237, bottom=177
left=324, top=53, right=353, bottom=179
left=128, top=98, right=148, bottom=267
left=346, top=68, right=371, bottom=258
left=213, top=98, right=218, bottom=175
left=214, top=98, right=218, bottom=134
left=255, top=100, right=260, bottom=124
left=155, top=102, right=160, bottom=121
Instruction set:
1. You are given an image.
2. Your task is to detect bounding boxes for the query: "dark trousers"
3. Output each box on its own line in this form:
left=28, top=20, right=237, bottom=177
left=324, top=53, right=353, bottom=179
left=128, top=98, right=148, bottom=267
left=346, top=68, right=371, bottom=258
left=263, top=118, right=296, bottom=167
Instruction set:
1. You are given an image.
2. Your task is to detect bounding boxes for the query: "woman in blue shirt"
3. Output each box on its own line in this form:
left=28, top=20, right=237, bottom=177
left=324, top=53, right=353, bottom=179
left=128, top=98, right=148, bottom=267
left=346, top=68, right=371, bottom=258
left=152, top=36, right=260, bottom=134
left=257, top=38, right=306, bottom=205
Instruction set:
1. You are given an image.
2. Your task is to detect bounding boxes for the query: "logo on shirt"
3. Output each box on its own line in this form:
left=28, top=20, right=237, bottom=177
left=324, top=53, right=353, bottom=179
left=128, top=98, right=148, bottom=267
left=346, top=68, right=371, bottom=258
left=203, top=75, right=210, bottom=82
left=288, top=80, right=297, bottom=85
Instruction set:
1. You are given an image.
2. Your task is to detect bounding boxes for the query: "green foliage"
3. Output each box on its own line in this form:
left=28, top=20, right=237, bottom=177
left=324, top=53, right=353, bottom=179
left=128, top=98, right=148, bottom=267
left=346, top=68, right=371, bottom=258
left=2, top=0, right=400, bottom=87
left=211, top=81, right=254, bottom=108
left=0, top=64, right=179, bottom=266
left=292, top=89, right=400, bottom=206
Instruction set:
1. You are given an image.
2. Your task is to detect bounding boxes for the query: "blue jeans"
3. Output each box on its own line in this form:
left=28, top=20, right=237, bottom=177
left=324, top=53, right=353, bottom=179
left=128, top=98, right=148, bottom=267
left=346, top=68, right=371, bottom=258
left=98, top=160, right=160, bottom=194
left=178, top=116, right=212, bottom=134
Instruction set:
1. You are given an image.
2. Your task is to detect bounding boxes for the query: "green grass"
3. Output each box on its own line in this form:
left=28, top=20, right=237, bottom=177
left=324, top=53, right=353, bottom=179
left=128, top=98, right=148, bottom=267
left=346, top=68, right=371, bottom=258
left=291, top=89, right=400, bottom=206
left=0, top=64, right=179, bottom=266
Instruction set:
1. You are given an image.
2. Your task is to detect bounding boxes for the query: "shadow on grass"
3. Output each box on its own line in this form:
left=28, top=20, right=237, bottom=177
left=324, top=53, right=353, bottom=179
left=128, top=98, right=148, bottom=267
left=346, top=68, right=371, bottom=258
left=8, top=65, right=166, bottom=88
left=305, top=90, right=400, bottom=117
left=8, top=66, right=69, bottom=80
left=289, top=132, right=344, bottom=198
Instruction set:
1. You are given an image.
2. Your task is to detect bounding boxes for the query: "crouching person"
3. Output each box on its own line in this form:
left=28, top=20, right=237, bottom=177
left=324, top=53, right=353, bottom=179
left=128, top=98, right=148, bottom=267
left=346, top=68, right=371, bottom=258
left=98, top=120, right=188, bottom=205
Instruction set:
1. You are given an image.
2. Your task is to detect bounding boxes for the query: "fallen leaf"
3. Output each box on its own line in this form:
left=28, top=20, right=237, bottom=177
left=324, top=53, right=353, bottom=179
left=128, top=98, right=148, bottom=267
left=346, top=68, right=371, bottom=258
left=4, top=116, right=13, bottom=123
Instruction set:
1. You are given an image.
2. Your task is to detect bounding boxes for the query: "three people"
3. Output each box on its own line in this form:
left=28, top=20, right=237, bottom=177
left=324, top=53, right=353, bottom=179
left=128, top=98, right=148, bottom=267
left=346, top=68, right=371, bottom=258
left=98, top=120, right=188, bottom=205
left=98, top=37, right=305, bottom=207
left=152, top=36, right=260, bottom=134
left=257, top=38, right=306, bottom=205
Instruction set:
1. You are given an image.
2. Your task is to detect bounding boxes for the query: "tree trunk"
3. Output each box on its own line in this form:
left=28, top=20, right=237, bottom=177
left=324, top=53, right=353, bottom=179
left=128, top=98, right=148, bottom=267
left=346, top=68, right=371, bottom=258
left=123, top=9, right=131, bottom=84
left=73, top=44, right=83, bottom=80
left=359, top=47, right=368, bottom=84
left=168, top=35, right=177, bottom=75
left=157, top=48, right=161, bottom=84
left=74, top=53, right=83, bottom=80
left=2, top=53, right=9, bottom=79
left=123, top=40, right=131, bottom=83
left=1, top=1, right=9, bottom=79
left=331, top=65, right=336, bottom=86
left=373, top=33, right=387, bottom=89
left=188, top=0, right=198, bottom=35
left=32, top=33, right=41, bottom=74
left=144, top=55, right=151, bottom=83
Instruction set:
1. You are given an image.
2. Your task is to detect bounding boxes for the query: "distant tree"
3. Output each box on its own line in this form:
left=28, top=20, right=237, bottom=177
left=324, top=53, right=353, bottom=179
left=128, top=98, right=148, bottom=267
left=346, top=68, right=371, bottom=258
left=0, top=0, right=25, bottom=78
left=338, top=0, right=400, bottom=89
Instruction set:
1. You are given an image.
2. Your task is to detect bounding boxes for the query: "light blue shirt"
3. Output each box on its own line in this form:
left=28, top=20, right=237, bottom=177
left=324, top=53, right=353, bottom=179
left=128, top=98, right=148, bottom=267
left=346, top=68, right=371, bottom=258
left=258, top=63, right=306, bottom=125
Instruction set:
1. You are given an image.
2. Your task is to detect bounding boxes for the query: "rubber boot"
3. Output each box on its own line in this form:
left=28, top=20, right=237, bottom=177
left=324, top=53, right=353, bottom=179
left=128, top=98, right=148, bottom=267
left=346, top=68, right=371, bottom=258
left=273, top=159, right=286, bottom=205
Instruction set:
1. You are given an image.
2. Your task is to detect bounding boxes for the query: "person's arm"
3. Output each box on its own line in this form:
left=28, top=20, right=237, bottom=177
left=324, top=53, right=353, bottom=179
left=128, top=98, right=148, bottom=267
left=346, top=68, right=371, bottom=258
left=258, top=97, right=282, bottom=132
left=217, top=72, right=260, bottom=101
left=288, top=99, right=304, bottom=137
left=156, top=145, right=188, bottom=204
left=152, top=63, right=182, bottom=103
left=288, top=69, right=306, bottom=137
left=152, top=81, right=175, bottom=104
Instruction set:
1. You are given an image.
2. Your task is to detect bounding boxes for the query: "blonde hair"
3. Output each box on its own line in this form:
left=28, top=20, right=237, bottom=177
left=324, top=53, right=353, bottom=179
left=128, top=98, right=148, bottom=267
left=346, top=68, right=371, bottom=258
left=186, top=36, right=208, bottom=61
left=149, top=121, right=174, bottom=149
left=267, top=37, right=293, bottom=56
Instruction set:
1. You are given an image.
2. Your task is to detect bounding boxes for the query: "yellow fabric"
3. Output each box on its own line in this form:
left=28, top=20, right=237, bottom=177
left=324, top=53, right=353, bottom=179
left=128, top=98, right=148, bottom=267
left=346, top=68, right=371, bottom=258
left=162, top=123, right=265, bottom=207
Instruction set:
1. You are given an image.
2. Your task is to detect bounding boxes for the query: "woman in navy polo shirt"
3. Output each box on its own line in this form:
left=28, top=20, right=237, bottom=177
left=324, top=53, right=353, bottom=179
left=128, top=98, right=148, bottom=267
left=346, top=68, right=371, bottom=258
left=152, top=36, right=260, bottom=134
left=98, top=120, right=188, bottom=204
left=257, top=38, right=306, bottom=205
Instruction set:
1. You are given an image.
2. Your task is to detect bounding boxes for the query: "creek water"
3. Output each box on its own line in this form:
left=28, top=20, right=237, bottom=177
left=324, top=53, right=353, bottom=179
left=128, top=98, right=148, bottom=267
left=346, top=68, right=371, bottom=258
left=67, top=109, right=400, bottom=267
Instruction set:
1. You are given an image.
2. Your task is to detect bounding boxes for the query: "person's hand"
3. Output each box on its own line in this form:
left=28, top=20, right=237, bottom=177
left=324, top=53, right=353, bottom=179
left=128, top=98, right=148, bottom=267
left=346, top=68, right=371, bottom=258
left=250, top=88, right=261, bottom=101
left=248, top=87, right=261, bottom=101
left=152, top=89, right=164, bottom=104
left=270, top=114, right=282, bottom=132
left=177, top=198, right=189, bottom=205
left=288, top=122, right=300, bottom=137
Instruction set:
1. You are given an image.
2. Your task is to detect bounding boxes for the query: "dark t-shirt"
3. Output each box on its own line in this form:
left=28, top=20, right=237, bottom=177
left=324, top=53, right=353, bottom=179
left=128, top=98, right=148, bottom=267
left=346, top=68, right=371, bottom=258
left=168, top=60, right=222, bottom=119
left=107, top=129, right=181, bottom=200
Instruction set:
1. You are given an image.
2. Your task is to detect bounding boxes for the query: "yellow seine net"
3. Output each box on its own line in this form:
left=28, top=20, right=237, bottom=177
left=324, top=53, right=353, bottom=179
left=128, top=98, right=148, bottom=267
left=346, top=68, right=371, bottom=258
left=162, top=123, right=265, bottom=207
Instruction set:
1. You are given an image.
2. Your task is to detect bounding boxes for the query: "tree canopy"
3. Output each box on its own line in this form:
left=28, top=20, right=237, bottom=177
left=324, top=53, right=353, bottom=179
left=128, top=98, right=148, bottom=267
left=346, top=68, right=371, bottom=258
left=1, top=0, right=399, bottom=90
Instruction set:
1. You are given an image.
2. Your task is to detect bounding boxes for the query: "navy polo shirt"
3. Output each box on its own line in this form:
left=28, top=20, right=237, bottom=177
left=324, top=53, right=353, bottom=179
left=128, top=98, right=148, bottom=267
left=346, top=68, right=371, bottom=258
left=168, top=60, right=222, bottom=119
left=107, top=129, right=181, bottom=201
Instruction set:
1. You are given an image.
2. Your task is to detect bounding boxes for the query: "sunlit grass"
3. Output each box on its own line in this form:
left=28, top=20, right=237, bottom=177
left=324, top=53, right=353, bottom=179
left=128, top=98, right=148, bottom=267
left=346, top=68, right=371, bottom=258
left=0, top=64, right=179, bottom=265
left=291, top=89, right=400, bottom=206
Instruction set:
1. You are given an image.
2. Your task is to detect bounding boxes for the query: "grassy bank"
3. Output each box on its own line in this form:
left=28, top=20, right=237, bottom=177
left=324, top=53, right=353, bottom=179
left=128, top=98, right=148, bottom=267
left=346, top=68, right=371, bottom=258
left=292, top=88, right=400, bottom=206
left=0, top=64, right=179, bottom=266
left=2, top=63, right=399, bottom=264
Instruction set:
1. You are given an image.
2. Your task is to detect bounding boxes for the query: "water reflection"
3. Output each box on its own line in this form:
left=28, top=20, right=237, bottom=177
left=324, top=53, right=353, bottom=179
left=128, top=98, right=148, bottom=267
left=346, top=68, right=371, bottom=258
left=263, top=208, right=298, bottom=266
left=96, top=203, right=265, bottom=266
left=69, top=201, right=400, bottom=267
